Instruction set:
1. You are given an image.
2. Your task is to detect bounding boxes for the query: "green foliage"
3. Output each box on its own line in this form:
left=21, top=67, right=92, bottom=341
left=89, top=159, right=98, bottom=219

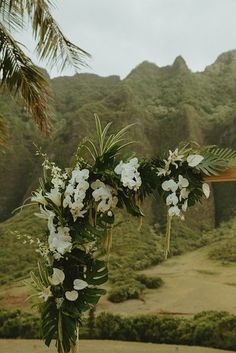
left=0, top=0, right=90, bottom=134
left=1, top=308, right=236, bottom=351
left=95, top=311, right=236, bottom=351
left=0, top=308, right=40, bottom=338
left=135, top=274, right=163, bottom=289
left=196, top=146, right=236, bottom=176
left=206, top=217, right=236, bottom=262
left=108, top=280, right=145, bottom=303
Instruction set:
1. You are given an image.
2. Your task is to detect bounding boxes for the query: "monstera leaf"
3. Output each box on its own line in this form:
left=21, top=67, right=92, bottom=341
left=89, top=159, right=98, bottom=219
left=41, top=300, right=77, bottom=353
left=86, top=258, right=108, bottom=286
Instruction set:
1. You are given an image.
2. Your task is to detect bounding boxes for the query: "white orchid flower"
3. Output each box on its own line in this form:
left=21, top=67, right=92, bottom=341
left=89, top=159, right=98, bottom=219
left=71, top=168, right=89, bottom=184
left=35, top=206, right=55, bottom=232
left=31, top=190, right=48, bottom=205
left=168, top=148, right=184, bottom=167
left=63, top=195, right=72, bottom=208
left=65, top=290, right=78, bottom=301
left=166, top=193, right=179, bottom=206
left=180, top=188, right=190, bottom=200
left=48, top=226, right=72, bottom=255
left=92, top=180, right=118, bottom=213
left=114, top=161, right=124, bottom=175
left=182, top=200, right=188, bottom=212
left=168, top=206, right=181, bottom=217
left=157, top=167, right=171, bottom=177
left=187, top=154, right=204, bottom=167
left=73, top=279, right=88, bottom=290
left=115, top=158, right=142, bottom=191
left=48, top=268, right=65, bottom=286
left=63, top=169, right=90, bottom=221
left=178, top=175, right=189, bottom=189
left=161, top=179, right=178, bottom=192
left=202, top=183, right=210, bottom=198
left=38, top=286, right=52, bottom=302
left=46, top=188, right=62, bottom=207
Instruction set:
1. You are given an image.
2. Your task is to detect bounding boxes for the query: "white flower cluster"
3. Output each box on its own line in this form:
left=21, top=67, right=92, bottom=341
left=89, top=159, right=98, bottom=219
left=91, top=180, right=118, bottom=214
left=51, top=165, right=67, bottom=190
left=48, top=225, right=72, bottom=259
left=115, top=157, right=142, bottom=191
left=162, top=174, right=210, bottom=218
left=162, top=175, right=190, bottom=218
left=35, top=207, right=72, bottom=259
left=158, top=149, right=210, bottom=218
left=39, top=268, right=88, bottom=302
left=157, top=148, right=204, bottom=176
left=63, top=168, right=90, bottom=221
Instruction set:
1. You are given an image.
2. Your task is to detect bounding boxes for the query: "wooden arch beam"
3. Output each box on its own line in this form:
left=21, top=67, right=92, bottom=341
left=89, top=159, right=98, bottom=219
left=204, top=167, right=236, bottom=182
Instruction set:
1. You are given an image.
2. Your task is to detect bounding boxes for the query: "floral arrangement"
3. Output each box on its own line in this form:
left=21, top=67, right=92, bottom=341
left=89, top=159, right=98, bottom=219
left=29, top=116, right=236, bottom=353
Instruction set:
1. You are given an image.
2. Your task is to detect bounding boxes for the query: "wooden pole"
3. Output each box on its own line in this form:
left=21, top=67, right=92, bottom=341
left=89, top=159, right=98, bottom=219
left=204, top=167, right=236, bottom=182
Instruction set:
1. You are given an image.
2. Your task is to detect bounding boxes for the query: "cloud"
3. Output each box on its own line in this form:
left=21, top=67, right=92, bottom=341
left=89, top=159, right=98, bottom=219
left=17, top=0, right=236, bottom=78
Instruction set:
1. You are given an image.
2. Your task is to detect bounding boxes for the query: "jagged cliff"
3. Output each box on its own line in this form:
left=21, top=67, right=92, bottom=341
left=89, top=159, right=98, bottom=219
left=1, top=50, right=236, bottom=225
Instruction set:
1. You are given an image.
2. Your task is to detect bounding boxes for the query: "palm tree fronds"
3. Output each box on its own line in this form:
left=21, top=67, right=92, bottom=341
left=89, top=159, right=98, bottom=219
left=0, top=23, right=51, bottom=132
left=0, top=0, right=25, bottom=31
left=28, top=0, right=91, bottom=71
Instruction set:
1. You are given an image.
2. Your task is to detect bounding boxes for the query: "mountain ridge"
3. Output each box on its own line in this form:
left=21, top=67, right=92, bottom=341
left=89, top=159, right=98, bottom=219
left=0, top=50, right=236, bottom=224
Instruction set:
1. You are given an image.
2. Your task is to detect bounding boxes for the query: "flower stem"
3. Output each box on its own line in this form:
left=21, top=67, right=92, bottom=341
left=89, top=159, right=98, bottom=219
left=164, top=214, right=172, bottom=260
left=71, top=326, right=79, bottom=353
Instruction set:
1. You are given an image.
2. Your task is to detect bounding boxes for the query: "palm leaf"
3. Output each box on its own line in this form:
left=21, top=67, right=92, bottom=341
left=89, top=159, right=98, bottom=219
left=0, top=0, right=25, bottom=31
left=28, top=0, right=90, bottom=71
left=195, top=147, right=236, bottom=176
left=195, top=154, right=227, bottom=176
left=206, top=147, right=236, bottom=161
left=0, top=0, right=90, bottom=71
left=0, top=23, right=51, bottom=132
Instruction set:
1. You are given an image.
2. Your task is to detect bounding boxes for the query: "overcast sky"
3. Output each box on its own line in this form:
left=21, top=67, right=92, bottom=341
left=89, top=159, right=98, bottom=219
left=20, top=0, right=236, bottom=78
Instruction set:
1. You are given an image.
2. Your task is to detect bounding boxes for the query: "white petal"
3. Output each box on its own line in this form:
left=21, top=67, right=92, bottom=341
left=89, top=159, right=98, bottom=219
left=180, top=188, right=190, bottom=200
left=166, top=193, right=178, bottom=206
left=187, top=155, right=204, bottom=167
left=182, top=200, right=188, bottom=212
left=202, top=183, right=210, bottom=198
left=65, top=290, right=78, bottom=301
left=49, top=268, right=65, bottom=286
left=46, top=188, right=62, bottom=207
left=168, top=206, right=181, bottom=217
left=162, top=180, right=178, bottom=192
left=114, top=161, right=124, bottom=175
left=73, top=279, right=88, bottom=290
left=178, top=175, right=189, bottom=188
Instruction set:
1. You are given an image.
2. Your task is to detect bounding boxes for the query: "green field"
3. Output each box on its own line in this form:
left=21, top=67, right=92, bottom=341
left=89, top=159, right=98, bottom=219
left=1, top=245, right=236, bottom=316
left=0, top=340, right=234, bottom=353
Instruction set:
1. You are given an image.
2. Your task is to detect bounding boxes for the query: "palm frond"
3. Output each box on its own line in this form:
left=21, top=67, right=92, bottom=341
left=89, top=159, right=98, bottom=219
left=196, top=147, right=236, bottom=176
left=0, top=0, right=90, bottom=71
left=0, top=0, right=25, bottom=31
left=206, top=146, right=236, bottom=161
left=27, top=0, right=91, bottom=71
left=195, top=154, right=227, bottom=176
left=0, top=23, right=51, bottom=132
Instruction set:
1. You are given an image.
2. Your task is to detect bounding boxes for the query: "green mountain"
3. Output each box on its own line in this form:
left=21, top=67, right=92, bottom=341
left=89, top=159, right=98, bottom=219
left=0, top=50, right=236, bottom=292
